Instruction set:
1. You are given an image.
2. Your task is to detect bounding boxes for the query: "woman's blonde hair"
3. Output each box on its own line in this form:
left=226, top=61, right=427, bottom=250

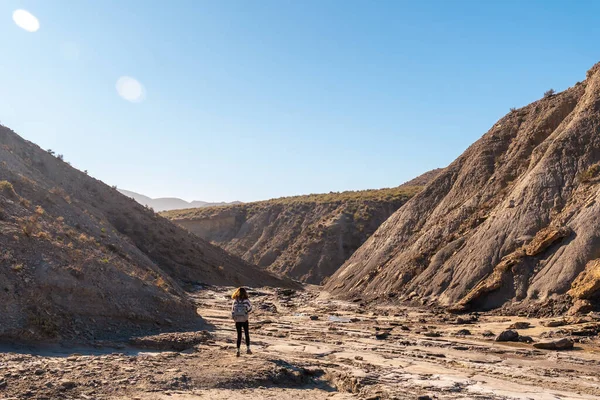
left=232, top=287, right=249, bottom=300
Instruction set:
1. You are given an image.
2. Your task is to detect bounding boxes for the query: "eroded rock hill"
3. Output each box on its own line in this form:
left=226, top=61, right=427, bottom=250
left=0, top=126, right=288, bottom=342
left=326, top=63, right=600, bottom=314
left=162, top=176, right=439, bottom=284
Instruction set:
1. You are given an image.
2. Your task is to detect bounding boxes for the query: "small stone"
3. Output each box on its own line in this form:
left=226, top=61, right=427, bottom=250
left=509, top=322, right=531, bottom=330
left=533, top=338, right=574, bottom=350
left=309, top=316, right=319, bottom=320
left=518, top=335, right=534, bottom=343
left=59, top=379, right=77, bottom=390
left=455, top=329, right=471, bottom=336
left=452, top=345, right=469, bottom=351
left=543, top=320, right=566, bottom=327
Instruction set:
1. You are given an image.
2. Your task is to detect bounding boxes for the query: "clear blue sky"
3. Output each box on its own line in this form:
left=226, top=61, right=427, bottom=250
left=1, top=0, right=598, bottom=202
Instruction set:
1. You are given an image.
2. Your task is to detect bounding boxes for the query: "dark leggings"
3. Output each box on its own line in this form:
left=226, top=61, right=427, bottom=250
left=236, top=321, right=250, bottom=348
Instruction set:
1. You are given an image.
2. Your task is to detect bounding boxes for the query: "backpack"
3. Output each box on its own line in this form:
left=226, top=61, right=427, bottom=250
left=232, top=300, right=248, bottom=322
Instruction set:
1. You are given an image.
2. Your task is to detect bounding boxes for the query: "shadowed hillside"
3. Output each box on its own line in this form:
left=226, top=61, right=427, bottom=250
left=0, top=126, right=289, bottom=342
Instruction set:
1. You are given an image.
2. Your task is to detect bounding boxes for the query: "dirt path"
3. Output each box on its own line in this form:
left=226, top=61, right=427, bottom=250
left=1, top=286, right=600, bottom=399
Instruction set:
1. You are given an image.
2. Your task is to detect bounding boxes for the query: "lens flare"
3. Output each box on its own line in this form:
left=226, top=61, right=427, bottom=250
left=116, top=76, right=146, bottom=103
left=12, top=9, right=40, bottom=32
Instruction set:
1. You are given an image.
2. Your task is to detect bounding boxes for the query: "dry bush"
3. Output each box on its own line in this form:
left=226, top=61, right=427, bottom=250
left=18, top=174, right=36, bottom=186
left=49, top=187, right=72, bottom=203
left=21, top=206, right=45, bottom=237
left=155, top=276, right=168, bottom=290
left=36, top=231, right=51, bottom=240
left=0, top=180, right=17, bottom=198
left=78, top=233, right=93, bottom=243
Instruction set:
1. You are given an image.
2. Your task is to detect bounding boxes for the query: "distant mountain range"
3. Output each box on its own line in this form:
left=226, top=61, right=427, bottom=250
left=118, top=189, right=241, bottom=212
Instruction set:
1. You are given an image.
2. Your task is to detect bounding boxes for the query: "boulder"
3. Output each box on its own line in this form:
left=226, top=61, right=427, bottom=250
left=568, top=299, right=594, bottom=315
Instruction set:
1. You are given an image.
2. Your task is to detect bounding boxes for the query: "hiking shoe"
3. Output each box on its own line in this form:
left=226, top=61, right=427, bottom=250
left=236, top=350, right=240, bottom=357
left=247, top=349, right=252, bottom=355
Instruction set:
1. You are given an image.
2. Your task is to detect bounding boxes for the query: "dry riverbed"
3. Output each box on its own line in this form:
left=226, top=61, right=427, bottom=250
left=2, top=286, right=600, bottom=399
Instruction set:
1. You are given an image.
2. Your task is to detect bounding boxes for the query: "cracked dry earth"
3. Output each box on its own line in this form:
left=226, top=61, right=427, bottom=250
left=2, top=287, right=600, bottom=399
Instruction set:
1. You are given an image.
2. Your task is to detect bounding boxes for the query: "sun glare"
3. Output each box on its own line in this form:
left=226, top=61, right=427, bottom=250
left=12, top=9, right=40, bottom=32
left=116, top=76, right=146, bottom=103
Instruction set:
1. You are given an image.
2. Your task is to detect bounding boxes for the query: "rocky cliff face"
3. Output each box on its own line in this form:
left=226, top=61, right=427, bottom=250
left=325, top=63, right=600, bottom=314
left=163, top=183, right=436, bottom=284
left=0, top=126, right=288, bottom=342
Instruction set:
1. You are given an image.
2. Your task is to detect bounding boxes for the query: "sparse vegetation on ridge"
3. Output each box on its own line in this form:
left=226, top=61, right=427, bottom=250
left=163, top=185, right=422, bottom=220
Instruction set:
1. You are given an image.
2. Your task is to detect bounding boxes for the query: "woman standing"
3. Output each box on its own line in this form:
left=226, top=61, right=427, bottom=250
left=231, top=287, right=252, bottom=357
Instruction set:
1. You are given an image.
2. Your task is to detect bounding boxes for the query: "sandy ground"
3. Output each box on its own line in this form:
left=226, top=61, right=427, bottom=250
left=2, top=286, right=600, bottom=399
